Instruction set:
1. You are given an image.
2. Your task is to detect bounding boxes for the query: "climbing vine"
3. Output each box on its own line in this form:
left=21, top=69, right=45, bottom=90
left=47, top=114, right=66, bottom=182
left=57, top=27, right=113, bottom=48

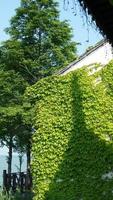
left=25, top=62, right=113, bottom=200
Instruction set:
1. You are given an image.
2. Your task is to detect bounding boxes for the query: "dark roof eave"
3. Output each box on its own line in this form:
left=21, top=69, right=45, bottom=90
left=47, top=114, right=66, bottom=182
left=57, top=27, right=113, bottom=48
left=77, top=0, right=113, bottom=44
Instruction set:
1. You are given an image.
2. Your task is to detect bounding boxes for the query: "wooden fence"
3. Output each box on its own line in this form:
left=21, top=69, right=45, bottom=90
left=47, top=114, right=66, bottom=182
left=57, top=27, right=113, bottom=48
left=3, top=170, right=32, bottom=192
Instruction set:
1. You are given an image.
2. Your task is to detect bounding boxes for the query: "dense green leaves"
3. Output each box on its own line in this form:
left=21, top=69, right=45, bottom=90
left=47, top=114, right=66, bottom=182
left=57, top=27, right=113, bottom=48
left=2, top=0, right=77, bottom=84
left=0, top=70, right=27, bottom=145
left=0, top=70, right=27, bottom=106
left=0, top=0, right=77, bottom=172
left=26, top=62, right=113, bottom=200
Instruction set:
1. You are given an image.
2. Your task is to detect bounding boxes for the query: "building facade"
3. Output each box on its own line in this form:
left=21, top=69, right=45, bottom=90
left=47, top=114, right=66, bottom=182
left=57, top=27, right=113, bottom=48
left=58, top=40, right=113, bottom=75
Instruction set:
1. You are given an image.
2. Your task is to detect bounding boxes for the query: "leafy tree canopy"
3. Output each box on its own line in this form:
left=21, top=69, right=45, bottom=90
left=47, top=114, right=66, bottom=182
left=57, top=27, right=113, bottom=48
left=0, top=69, right=27, bottom=139
left=1, top=0, right=77, bottom=84
left=0, top=69, right=28, bottom=106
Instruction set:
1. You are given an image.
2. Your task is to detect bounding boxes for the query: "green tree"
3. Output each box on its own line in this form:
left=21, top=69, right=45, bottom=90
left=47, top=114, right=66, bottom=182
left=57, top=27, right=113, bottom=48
left=0, top=0, right=77, bottom=174
left=1, top=0, right=77, bottom=84
left=0, top=70, right=28, bottom=174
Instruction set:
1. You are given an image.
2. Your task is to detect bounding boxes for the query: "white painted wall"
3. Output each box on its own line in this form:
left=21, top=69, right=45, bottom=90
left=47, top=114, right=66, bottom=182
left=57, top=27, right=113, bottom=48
left=62, top=42, right=113, bottom=75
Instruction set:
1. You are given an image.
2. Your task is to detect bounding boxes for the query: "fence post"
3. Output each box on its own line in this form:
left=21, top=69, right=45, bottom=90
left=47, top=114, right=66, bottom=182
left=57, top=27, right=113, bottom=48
left=20, top=172, right=24, bottom=193
left=3, top=170, right=7, bottom=191
left=12, top=173, right=17, bottom=192
left=25, top=169, right=32, bottom=190
left=3, top=170, right=32, bottom=193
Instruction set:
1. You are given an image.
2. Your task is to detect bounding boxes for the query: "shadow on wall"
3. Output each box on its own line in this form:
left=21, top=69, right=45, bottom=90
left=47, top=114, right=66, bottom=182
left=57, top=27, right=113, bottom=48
left=45, top=73, right=113, bottom=200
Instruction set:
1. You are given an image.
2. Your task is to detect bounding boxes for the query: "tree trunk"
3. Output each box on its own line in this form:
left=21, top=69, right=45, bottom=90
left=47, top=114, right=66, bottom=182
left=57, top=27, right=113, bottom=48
left=8, top=135, right=13, bottom=175
left=26, top=142, right=31, bottom=173
left=7, top=135, right=13, bottom=189
left=19, top=154, right=23, bottom=173
left=38, top=30, right=42, bottom=57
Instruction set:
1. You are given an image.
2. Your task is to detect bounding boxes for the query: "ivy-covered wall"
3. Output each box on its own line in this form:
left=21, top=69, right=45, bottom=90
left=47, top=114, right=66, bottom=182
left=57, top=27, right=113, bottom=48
left=26, top=62, right=113, bottom=200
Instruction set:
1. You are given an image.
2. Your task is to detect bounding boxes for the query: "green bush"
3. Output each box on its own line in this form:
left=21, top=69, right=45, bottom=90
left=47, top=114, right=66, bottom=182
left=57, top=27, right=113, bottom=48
left=0, top=190, right=9, bottom=200
left=0, top=190, right=33, bottom=200
left=26, top=62, right=113, bottom=200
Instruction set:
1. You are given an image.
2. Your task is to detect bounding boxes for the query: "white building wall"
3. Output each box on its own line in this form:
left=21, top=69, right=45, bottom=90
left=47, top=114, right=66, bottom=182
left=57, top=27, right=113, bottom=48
left=62, top=42, right=113, bottom=75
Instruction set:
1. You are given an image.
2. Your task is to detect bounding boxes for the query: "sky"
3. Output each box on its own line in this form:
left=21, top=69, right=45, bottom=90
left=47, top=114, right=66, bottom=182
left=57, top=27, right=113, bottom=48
left=0, top=0, right=103, bottom=155
left=0, top=0, right=103, bottom=55
left=59, top=0, right=103, bottom=54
